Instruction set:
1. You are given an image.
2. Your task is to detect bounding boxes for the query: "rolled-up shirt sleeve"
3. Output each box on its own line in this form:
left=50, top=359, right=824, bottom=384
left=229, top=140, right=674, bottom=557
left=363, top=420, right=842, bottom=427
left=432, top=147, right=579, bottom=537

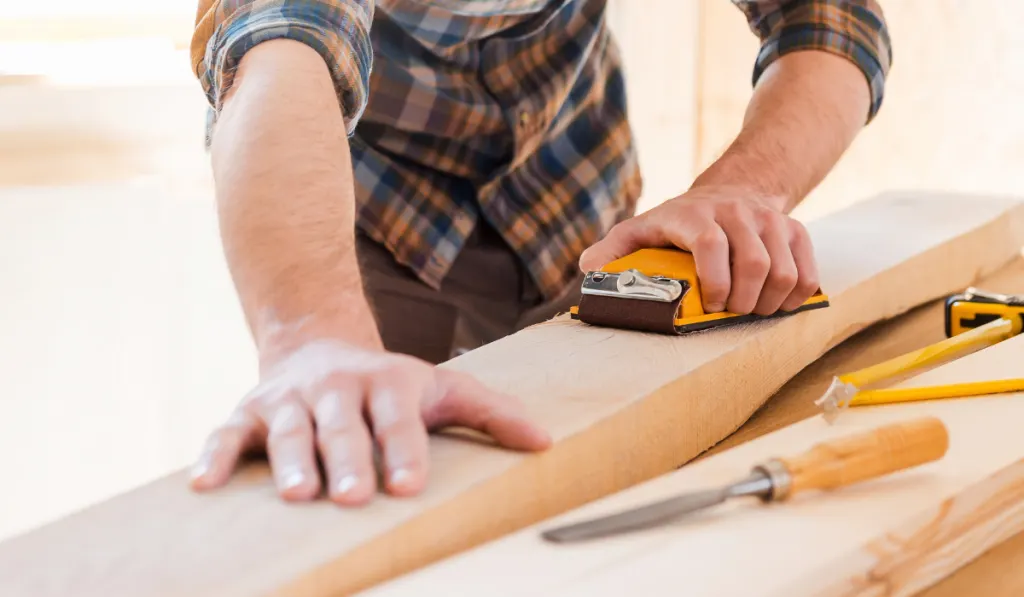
left=732, top=0, right=892, bottom=123
left=190, top=0, right=374, bottom=134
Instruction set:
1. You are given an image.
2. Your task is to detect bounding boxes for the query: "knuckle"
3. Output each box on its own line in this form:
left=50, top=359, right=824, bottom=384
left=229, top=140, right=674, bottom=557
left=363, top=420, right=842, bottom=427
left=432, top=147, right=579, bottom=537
left=719, top=199, right=745, bottom=218
left=315, top=415, right=363, bottom=437
left=268, top=423, right=308, bottom=442
left=267, top=402, right=311, bottom=439
left=797, top=275, right=821, bottom=295
left=701, top=282, right=730, bottom=302
left=752, top=205, right=776, bottom=225
left=373, top=419, right=425, bottom=445
left=605, top=220, right=633, bottom=240
left=788, top=218, right=809, bottom=237
left=321, top=370, right=361, bottom=390
left=703, top=287, right=729, bottom=301
left=207, top=425, right=246, bottom=453
left=693, top=229, right=727, bottom=252
left=378, top=356, right=430, bottom=381
left=768, top=266, right=799, bottom=289
left=315, top=427, right=368, bottom=461
left=737, top=252, right=771, bottom=276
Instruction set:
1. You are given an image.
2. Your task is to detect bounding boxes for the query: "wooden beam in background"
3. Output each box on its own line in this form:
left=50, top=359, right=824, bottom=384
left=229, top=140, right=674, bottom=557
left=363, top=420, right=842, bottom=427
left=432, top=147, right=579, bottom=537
left=0, top=191, right=1022, bottom=596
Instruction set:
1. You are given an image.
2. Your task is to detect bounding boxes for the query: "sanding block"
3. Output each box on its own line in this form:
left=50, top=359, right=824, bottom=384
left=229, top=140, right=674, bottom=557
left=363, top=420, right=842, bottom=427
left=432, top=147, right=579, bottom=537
left=570, top=247, right=830, bottom=334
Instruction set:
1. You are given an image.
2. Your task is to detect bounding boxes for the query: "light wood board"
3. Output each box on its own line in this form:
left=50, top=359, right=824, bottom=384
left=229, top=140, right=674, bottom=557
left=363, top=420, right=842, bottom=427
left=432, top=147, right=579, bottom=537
left=1, top=191, right=1023, bottom=596
left=699, top=256, right=1024, bottom=597
left=366, top=333, right=1024, bottom=597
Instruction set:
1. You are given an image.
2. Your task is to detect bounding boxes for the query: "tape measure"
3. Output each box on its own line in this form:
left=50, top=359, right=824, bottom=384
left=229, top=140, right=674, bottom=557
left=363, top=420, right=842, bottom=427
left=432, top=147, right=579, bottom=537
left=945, top=288, right=1024, bottom=337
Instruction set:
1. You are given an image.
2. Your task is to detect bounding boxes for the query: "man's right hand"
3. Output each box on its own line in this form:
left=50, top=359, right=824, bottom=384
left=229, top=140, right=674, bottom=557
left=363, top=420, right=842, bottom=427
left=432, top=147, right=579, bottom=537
left=189, top=323, right=551, bottom=505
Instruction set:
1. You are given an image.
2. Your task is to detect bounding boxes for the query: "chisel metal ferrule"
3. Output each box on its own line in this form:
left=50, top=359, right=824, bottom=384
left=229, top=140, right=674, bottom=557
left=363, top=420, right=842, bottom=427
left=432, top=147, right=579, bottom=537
left=751, top=459, right=793, bottom=501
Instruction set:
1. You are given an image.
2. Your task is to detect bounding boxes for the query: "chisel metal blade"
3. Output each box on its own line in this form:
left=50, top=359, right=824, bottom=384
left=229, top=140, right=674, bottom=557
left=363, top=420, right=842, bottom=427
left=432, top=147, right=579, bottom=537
left=540, top=488, right=728, bottom=543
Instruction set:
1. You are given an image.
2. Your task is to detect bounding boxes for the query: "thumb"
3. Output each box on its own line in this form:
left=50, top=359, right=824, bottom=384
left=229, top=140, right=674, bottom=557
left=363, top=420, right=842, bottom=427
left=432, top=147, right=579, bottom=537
left=427, top=371, right=552, bottom=451
left=579, top=218, right=659, bottom=272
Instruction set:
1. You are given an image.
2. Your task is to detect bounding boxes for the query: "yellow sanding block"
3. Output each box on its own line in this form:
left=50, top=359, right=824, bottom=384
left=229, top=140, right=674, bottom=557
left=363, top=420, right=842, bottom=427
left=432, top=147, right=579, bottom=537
left=569, top=247, right=829, bottom=335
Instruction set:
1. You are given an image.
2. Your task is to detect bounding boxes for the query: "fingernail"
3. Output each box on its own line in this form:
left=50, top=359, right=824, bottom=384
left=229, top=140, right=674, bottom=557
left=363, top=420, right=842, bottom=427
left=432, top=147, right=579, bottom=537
left=336, top=474, right=359, bottom=495
left=389, top=468, right=413, bottom=489
left=707, top=303, right=725, bottom=313
left=532, top=427, right=553, bottom=447
left=190, top=461, right=210, bottom=480
left=281, top=469, right=305, bottom=490
left=270, top=403, right=303, bottom=435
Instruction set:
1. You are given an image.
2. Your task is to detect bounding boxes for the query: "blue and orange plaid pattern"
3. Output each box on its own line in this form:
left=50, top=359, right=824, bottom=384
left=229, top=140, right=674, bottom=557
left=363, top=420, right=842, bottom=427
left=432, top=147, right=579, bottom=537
left=191, top=0, right=892, bottom=300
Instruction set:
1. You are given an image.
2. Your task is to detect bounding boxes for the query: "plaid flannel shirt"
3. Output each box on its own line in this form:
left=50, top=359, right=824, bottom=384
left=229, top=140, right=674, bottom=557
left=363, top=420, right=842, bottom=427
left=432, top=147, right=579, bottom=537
left=191, top=0, right=892, bottom=300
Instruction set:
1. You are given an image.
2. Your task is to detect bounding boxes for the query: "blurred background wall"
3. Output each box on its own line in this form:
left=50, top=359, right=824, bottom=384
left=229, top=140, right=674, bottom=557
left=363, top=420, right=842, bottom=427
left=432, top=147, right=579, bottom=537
left=1, top=0, right=1022, bottom=541
left=695, top=0, right=1024, bottom=221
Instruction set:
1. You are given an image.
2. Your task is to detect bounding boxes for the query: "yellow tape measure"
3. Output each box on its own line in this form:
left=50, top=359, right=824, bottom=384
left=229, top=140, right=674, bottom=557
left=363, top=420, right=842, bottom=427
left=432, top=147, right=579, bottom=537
left=945, top=288, right=1024, bottom=337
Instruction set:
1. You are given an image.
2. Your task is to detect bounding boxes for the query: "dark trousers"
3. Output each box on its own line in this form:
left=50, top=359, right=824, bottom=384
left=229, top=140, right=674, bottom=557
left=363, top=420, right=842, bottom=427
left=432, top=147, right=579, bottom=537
left=355, top=223, right=584, bottom=364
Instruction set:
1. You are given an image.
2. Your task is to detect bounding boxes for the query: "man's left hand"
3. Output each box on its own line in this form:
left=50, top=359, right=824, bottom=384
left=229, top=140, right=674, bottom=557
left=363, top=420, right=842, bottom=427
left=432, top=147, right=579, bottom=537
left=578, top=185, right=820, bottom=316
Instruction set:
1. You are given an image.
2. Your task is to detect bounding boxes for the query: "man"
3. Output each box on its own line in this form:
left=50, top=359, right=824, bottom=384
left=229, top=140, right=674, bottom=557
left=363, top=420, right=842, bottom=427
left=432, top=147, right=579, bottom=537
left=187, top=0, right=891, bottom=506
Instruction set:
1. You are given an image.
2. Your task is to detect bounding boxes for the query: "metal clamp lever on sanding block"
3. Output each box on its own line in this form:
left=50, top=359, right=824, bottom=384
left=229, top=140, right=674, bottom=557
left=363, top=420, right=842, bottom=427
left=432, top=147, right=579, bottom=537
left=569, top=247, right=830, bottom=335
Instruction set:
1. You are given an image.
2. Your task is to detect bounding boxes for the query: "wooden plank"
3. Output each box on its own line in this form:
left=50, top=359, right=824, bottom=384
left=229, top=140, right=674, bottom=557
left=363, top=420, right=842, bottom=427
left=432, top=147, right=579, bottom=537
left=366, top=332, right=1024, bottom=597
left=702, top=256, right=1024, bottom=596
left=702, top=257, right=1024, bottom=460
left=1, top=191, right=1023, bottom=597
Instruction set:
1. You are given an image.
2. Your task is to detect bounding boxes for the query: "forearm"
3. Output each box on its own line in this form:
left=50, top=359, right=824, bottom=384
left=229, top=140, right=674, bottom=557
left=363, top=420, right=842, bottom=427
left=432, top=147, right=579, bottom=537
left=210, top=39, right=380, bottom=357
left=691, top=50, right=870, bottom=213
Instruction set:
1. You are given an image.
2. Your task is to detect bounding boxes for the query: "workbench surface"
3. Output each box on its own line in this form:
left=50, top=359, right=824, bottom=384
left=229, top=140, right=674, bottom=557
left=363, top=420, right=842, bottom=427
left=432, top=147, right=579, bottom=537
left=701, top=256, right=1024, bottom=597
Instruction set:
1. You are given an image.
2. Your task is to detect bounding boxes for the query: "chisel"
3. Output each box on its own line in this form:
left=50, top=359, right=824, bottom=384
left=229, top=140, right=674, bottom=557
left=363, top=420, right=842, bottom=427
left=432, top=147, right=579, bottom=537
left=541, top=417, right=949, bottom=543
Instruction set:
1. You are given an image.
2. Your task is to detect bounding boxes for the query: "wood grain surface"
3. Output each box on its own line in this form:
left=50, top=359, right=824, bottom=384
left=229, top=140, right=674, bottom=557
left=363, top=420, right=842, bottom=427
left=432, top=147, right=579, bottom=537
left=702, top=256, right=1024, bottom=597
left=363, top=328, right=1024, bottom=597
left=1, top=192, right=1021, bottom=597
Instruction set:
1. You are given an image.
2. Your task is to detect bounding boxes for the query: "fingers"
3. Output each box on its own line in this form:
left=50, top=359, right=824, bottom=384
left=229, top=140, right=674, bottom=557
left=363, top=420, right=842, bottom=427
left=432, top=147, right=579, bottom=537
left=582, top=212, right=735, bottom=314
left=686, top=225, right=731, bottom=312
left=712, top=202, right=819, bottom=316
left=264, top=400, right=321, bottom=501
left=752, top=218, right=798, bottom=315
left=428, top=370, right=552, bottom=451
left=366, top=374, right=431, bottom=497
left=578, top=215, right=655, bottom=272
left=781, top=221, right=821, bottom=311
left=190, top=409, right=262, bottom=491
left=314, top=390, right=377, bottom=506
left=716, top=210, right=770, bottom=315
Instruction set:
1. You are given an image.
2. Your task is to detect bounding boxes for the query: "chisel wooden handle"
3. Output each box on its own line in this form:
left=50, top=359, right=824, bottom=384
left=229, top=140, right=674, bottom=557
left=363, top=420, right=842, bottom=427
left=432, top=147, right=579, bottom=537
left=758, top=417, right=949, bottom=500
